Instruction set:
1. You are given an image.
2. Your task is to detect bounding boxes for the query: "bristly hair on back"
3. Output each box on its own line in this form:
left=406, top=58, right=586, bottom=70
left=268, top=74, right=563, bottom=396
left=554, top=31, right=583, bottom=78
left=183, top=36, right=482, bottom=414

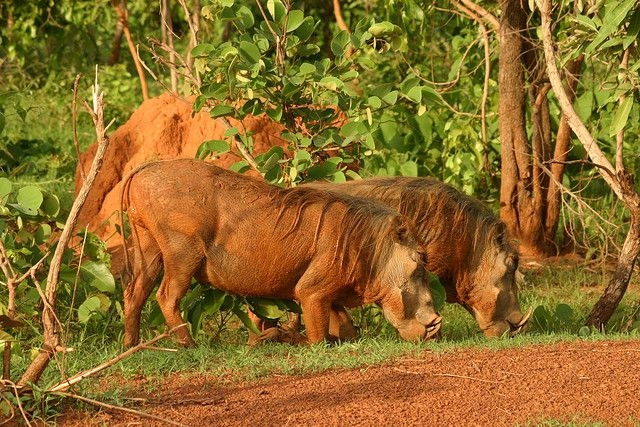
left=273, top=186, right=406, bottom=284
left=309, top=177, right=517, bottom=265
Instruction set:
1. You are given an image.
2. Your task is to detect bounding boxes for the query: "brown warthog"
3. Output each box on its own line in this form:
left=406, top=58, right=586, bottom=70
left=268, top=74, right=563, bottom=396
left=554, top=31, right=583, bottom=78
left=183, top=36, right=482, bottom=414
left=121, top=159, right=442, bottom=347
left=306, top=177, right=531, bottom=338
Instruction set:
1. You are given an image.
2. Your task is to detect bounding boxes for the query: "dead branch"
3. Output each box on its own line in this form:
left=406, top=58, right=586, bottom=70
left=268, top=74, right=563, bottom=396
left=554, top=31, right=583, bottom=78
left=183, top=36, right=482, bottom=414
left=17, top=72, right=111, bottom=387
left=51, top=391, right=187, bottom=427
left=47, top=328, right=177, bottom=393
left=160, top=0, right=178, bottom=93
left=111, top=0, right=149, bottom=101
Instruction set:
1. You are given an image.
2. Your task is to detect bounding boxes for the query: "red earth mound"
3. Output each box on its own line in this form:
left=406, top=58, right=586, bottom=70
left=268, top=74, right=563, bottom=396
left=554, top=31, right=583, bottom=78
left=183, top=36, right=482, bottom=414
left=74, top=93, right=288, bottom=249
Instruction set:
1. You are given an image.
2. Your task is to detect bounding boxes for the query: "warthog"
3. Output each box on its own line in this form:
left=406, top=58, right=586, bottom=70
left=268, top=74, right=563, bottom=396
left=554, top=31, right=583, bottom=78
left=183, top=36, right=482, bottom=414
left=121, top=159, right=442, bottom=347
left=307, top=177, right=531, bottom=337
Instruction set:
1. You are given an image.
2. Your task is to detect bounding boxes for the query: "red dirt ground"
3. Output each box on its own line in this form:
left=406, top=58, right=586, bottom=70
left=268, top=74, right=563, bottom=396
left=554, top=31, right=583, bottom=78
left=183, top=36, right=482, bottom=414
left=57, top=339, right=640, bottom=426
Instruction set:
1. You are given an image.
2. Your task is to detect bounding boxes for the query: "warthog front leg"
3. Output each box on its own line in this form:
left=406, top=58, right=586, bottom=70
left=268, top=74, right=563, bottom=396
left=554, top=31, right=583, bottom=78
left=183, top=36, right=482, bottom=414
left=299, top=294, right=331, bottom=343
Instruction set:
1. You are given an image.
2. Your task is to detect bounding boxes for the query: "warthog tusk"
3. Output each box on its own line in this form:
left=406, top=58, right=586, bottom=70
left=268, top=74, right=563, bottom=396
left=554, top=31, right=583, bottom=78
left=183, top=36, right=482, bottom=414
left=516, top=307, right=533, bottom=328
left=508, top=307, right=533, bottom=336
left=424, top=316, right=443, bottom=339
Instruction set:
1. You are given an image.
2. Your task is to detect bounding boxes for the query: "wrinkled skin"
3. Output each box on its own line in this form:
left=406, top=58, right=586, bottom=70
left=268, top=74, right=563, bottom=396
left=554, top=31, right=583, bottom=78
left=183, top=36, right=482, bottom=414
left=121, top=160, right=442, bottom=347
left=304, top=177, right=530, bottom=339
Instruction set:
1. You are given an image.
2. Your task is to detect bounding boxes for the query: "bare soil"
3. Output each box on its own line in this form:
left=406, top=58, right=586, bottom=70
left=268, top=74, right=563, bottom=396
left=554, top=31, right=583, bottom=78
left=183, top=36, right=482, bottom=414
left=57, top=339, right=640, bottom=426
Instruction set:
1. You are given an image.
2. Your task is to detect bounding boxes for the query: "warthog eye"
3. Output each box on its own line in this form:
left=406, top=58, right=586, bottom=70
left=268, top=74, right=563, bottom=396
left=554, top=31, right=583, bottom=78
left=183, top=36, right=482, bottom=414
left=505, top=253, right=518, bottom=272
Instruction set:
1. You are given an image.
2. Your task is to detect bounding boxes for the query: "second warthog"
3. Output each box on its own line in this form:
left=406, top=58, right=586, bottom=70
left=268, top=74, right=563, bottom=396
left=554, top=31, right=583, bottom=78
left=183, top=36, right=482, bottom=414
left=307, top=177, right=531, bottom=338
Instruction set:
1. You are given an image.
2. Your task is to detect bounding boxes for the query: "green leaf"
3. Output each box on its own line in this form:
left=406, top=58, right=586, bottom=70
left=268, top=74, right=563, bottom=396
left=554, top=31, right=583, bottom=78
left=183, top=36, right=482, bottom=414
left=0, top=178, right=11, bottom=206
left=294, top=16, right=316, bottom=41
left=609, top=96, right=633, bottom=136
left=78, top=296, right=102, bottom=323
left=406, top=86, right=423, bottom=103
left=210, top=104, right=236, bottom=118
left=35, top=223, right=52, bottom=244
left=41, top=193, right=60, bottom=217
left=331, top=30, right=350, bottom=57
left=80, top=260, right=116, bottom=293
left=16, top=186, right=43, bottom=215
left=368, top=21, right=401, bottom=37
left=367, top=96, right=382, bottom=109
left=286, top=10, right=305, bottom=33
left=578, top=325, right=592, bottom=337
left=554, top=303, right=574, bottom=323
left=191, top=43, right=216, bottom=57
left=239, top=41, right=261, bottom=64
left=381, top=90, right=398, bottom=106
left=236, top=5, right=255, bottom=29
left=266, top=0, right=286, bottom=21
left=266, top=105, right=283, bottom=121
left=298, top=62, right=316, bottom=76
left=233, top=306, right=261, bottom=334
left=201, top=288, right=228, bottom=315
left=249, top=298, right=287, bottom=319
left=623, top=10, right=640, bottom=49
left=574, top=90, right=593, bottom=122
left=197, top=140, right=231, bottom=159
left=230, top=160, right=250, bottom=174
left=400, top=160, right=418, bottom=177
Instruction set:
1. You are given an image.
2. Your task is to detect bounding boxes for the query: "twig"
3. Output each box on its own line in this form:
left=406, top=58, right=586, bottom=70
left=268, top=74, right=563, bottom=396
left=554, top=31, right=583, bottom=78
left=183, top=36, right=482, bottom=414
left=51, top=391, right=188, bottom=427
left=47, top=327, right=180, bottom=393
left=72, top=74, right=85, bottom=182
left=0, top=379, right=31, bottom=426
left=433, top=373, right=500, bottom=384
left=218, top=116, right=262, bottom=175
left=177, top=0, right=200, bottom=87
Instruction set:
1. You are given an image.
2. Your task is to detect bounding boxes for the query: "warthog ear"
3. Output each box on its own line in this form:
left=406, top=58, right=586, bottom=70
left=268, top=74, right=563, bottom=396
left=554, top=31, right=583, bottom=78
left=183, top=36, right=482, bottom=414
left=390, top=215, right=414, bottom=245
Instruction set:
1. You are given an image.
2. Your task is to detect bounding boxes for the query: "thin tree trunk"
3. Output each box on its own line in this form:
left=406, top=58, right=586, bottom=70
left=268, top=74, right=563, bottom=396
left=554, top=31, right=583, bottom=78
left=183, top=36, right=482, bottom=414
left=112, top=0, right=149, bottom=101
left=544, top=56, right=584, bottom=245
left=107, top=20, right=124, bottom=66
left=587, top=214, right=640, bottom=328
left=160, top=0, right=178, bottom=93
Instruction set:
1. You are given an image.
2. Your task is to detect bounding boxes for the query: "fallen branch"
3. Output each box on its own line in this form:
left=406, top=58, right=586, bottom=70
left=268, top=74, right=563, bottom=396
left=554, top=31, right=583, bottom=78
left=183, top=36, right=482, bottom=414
left=47, top=326, right=180, bottom=393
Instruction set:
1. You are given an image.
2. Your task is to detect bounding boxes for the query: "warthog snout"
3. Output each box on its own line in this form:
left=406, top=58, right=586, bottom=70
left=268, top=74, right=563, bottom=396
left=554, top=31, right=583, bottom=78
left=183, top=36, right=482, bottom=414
left=397, top=313, right=442, bottom=342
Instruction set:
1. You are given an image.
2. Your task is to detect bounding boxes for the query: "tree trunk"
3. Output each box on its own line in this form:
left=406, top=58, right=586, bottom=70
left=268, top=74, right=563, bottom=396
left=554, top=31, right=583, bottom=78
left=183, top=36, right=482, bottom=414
left=586, top=198, right=640, bottom=328
left=498, top=0, right=548, bottom=258
left=498, top=0, right=582, bottom=258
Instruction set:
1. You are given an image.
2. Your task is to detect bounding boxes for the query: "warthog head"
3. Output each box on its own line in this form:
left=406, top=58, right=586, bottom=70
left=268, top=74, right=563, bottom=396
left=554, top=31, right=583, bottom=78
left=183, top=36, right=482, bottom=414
left=377, top=223, right=442, bottom=341
left=461, top=241, right=531, bottom=338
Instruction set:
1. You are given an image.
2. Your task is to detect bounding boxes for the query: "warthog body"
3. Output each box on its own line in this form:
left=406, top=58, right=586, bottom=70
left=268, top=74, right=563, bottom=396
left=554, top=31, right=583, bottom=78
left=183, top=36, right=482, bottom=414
left=121, top=159, right=441, bottom=346
left=308, top=177, right=530, bottom=337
